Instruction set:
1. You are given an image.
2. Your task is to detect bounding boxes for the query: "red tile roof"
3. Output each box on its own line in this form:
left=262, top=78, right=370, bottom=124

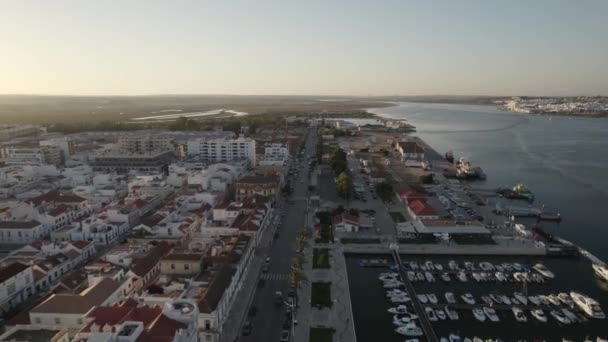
left=400, top=190, right=426, bottom=203
left=26, top=190, right=87, bottom=206
left=0, top=262, right=29, bottom=283
left=333, top=213, right=360, bottom=226
left=408, top=200, right=436, bottom=216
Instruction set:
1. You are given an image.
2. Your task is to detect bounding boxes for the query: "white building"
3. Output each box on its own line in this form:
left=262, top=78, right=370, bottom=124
left=187, top=135, right=256, bottom=167
left=117, top=132, right=174, bottom=153
left=0, top=220, right=46, bottom=243
left=0, top=262, right=35, bottom=313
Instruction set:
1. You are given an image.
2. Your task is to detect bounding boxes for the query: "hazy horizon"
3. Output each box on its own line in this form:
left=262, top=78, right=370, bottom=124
left=2, top=0, right=608, bottom=96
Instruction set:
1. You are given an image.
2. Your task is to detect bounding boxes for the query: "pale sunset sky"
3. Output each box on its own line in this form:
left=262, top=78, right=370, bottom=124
left=1, top=0, right=607, bottom=96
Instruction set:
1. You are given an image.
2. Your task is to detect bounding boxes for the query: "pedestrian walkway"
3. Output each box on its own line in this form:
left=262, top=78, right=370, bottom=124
left=294, top=243, right=357, bottom=342
left=260, top=273, right=289, bottom=281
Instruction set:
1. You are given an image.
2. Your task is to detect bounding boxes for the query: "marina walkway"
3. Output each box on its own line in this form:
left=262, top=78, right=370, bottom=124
left=391, top=249, right=438, bottom=342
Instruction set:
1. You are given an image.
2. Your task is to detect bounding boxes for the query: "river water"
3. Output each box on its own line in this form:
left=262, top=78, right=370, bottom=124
left=343, top=103, right=608, bottom=341
left=371, top=102, right=608, bottom=260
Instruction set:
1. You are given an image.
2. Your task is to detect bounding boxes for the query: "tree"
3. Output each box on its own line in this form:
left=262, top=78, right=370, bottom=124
left=336, top=172, right=351, bottom=198
left=288, top=268, right=307, bottom=286
left=375, top=181, right=394, bottom=202
left=330, top=149, right=347, bottom=175
left=419, top=173, right=434, bottom=185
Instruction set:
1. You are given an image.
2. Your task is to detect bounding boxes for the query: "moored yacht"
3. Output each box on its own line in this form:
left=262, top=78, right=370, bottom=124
left=388, top=305, right=409, bottom=314
left=445, top=292, right=457, bottom=304
left=547, top=294, right=561, bottom=306
left=512, top=307, right=527, bottom=322
left=592, top=263, right=608, bottom=282
left=435, top=263, right=444, bottom=271
left=425, top=261, right=435, bottom=271
left=461, top=293, right=475, bottom=304
left=417, top=294, right=428, bottom=303
left=550, top=309, right=571, bottom=324
left=528, top=295, right=540, bottom=305
left=425, top=307, right=438, bottom=321
left=513, top=292, right=528, bottom=305
left=533, top=263, right=555, bottom=279
left=558, top=293, right=574, bottom=307
left=448, top=260, right=458, bottom=270
left=457, top=272, right=468, bottom=282
left=472, top=308, right=486, bottom=322
left=449, top=334, right=462, bottom=342
left=561, top=308, right=579, bottom=323
left=395, top=323, right=424, bottom=336
left=428, top=294, right=438, bottom=304
left=483, top=307, right=500, bottom=322
left=531, top=309, right=548, bottom=322
left=571, top=291, right=606, bottom=319
left=441, top=273, right=451, bottom=282
left=481, top=296, right=493, bottom=306
left=425, top=272, right=435, bottom=282
left=446, top=306, right=459, bottom=320
left=435, top=308, right=447, bottom=320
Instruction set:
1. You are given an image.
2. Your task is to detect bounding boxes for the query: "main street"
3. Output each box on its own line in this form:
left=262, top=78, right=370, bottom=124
left=240, top=126, right=317, bottom=342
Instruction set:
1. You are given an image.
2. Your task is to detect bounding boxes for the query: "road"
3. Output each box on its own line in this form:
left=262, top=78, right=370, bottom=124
left=240, top=126, right=317, bottom=342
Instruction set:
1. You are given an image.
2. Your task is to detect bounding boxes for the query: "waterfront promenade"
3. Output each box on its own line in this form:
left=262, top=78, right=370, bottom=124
left=342, top=237, right=545, bottom=256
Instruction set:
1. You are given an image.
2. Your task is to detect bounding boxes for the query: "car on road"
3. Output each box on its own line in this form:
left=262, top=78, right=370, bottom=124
left=242, top=321, right=253, bottom=336
left=280, top=329, right=290, bottom=342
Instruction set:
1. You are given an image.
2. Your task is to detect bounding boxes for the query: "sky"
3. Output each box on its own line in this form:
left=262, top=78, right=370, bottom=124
left=1, top=0, right=607, bottom=96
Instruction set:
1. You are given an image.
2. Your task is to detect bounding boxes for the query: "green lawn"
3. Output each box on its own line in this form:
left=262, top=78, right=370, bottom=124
left=312, top=248, right=330, bottom=269
left=309, top=327, right=335, bottom=342
left=311, top=282, right=332, bottom=308
left=389, top=211, right=407, bottom=223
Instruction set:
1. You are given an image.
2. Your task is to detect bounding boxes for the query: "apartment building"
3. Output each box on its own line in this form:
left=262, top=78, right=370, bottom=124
left=186, top=136, right=256, bottom=167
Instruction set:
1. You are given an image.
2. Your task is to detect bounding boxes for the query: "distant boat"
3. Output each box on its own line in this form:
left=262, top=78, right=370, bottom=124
left=445, top=151, right=455, bottom=163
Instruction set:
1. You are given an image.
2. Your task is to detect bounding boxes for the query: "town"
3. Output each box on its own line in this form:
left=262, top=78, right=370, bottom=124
left=498, top=96, right=608, bottom=116
left=0, top=113, right=605, bottom=342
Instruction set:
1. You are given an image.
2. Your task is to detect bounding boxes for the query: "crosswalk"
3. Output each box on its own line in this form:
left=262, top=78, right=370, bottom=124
left=260, top=273, right=289, bottom=281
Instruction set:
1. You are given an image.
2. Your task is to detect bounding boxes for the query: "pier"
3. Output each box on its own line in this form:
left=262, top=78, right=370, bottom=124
left=391, top=247, right=438, bottom=342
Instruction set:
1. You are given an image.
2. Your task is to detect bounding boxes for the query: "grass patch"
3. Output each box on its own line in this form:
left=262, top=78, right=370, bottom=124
left=340, top=238, right=381, bottom=244
left=451, top=234, right=496, bottom=245
left=398, top=234, right=437, bottom=244
left=311, top=282, right=332, bottom=308
left=312, top=248, right=330, bottom=269
left=309, top=327, right=335, bottom=342
left=389, top=211, right=406, bottom=223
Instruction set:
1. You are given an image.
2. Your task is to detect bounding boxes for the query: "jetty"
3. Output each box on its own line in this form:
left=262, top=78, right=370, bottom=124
left=391, top=247, right=438, bottom=342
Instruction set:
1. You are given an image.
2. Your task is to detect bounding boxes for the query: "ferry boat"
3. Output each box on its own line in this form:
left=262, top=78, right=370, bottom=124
left=571, top=291, right=606, bottom=319
left=592, top=263, right=608, bottom=282
left=533, top=263, right=555, bottom=279
left=496, top=183, right=535, bottom=202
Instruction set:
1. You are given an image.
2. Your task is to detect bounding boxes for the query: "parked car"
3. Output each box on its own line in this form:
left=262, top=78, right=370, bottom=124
left=242, top=321, right=253, bottom=336
left=280, top=329, right=290, bottom=342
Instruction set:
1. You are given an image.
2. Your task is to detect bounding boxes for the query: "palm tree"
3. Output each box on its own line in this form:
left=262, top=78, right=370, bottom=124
left=289, top=268, right=307, bottom=286
left=295, top=238, right=309, bottom=253
left=292, top=254, right=306, bottom=269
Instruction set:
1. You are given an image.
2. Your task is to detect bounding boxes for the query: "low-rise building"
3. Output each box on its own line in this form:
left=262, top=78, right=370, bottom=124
left=0, top=262, right=35, bottom=313
left=160, top=251, right=204, bottom=282
left=0, top=221, right=46, bottom=244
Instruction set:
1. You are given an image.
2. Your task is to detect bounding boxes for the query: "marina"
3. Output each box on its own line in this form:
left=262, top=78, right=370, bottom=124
left=347, top=254, right=608, bottom=341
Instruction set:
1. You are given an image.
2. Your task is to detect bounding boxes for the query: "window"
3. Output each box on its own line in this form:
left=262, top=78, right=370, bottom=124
left=55, top=317, right=61, bottom=324
left=171, top=264, right=175, bottom=270
left=78, top=318, right=83, bottom=325
left=184, top=264, right=190, bottom=270
left=35, top=317, right=41, bottom=324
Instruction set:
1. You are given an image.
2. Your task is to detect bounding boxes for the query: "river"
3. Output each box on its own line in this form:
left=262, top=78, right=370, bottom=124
left=370, top=102, right=608, bottom=261
left=341, top=102, right=608, bottom=341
